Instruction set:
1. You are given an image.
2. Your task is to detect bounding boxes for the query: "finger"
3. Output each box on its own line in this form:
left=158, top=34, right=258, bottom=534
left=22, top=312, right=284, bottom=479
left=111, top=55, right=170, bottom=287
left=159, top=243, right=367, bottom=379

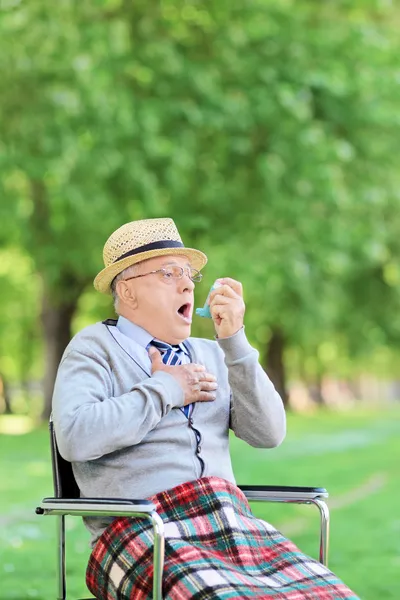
left=210, top=298, right=244, bottom=316
left=148, top=347, right=163, bottom=364
left=209, top=304, right=223, bottom=323
left=209, top=303, right=229, bottom=319
left=195, top=391, right=217, bottom=402
left=209, top=304, right=238, bottom=326
left=209, top=285, right=238, bottom=304
left=209, top=293, right=232, bottom=306
left=189, top=364, right=207, bottom=372
left=200, top=381, right=218, bottom=392
left=216, top=278, right=243, bottom=297
left=197, top=371, right=217, bottom=382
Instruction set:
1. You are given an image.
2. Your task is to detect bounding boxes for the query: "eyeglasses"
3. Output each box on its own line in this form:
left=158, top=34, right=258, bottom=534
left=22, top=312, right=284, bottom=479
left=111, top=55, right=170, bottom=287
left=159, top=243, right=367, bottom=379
left=124, top=265, right=203, bottom=283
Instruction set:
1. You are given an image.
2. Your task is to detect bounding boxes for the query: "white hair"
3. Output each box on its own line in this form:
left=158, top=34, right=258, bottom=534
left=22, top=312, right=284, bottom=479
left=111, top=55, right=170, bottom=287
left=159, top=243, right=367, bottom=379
left=111, top=264, right=139, bottom=312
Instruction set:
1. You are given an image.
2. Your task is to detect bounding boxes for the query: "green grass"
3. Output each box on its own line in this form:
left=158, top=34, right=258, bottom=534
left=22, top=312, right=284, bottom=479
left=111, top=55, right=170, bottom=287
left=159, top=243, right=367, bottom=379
left=0, top=408, right=399, bottom=599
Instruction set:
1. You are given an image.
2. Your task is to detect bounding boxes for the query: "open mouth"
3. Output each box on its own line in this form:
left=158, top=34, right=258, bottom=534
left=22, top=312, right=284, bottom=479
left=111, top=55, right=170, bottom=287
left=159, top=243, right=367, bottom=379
left=177, top=302, right=192, bottom=323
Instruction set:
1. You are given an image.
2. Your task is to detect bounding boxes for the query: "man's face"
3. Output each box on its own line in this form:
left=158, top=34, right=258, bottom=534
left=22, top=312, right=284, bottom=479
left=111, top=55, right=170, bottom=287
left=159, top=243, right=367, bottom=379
left=121, top=254, right=197, bottom=344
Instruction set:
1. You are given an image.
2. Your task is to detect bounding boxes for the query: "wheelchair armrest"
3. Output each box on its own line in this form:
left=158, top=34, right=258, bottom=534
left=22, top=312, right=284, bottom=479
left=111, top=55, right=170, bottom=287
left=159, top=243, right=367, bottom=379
left=239, top=485, right=329, bottom=502
left=36, top=497, right=157, bottom=518
left=36, top=496, right=165, bottom=600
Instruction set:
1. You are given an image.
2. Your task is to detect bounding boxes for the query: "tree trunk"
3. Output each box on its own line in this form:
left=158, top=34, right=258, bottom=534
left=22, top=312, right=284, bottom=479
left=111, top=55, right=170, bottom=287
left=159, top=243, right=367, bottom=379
left=265, top=328, right=289, bottom=408
left=40, top=289, right=80, bottom=420
left=0, top=373, right=12, bottom=414
left=307, top=373, right=326, bottom=406
left=29, top=178, right=87, bottom=420
left=345, top=378, right=361, bottom=401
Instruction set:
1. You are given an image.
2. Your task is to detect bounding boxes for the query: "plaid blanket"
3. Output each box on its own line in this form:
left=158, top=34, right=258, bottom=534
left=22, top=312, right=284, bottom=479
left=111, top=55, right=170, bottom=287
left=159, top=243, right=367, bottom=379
left=86, top=477, right=359, bottom=599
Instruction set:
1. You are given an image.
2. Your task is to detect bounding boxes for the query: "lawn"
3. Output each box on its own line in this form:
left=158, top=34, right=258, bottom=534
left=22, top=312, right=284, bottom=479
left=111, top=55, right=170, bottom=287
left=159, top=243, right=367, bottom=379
left=0, top=407, right=399, bottom=599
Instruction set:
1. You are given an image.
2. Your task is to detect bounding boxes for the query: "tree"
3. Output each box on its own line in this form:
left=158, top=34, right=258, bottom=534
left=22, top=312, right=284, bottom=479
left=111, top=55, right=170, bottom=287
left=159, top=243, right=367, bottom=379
left=0, top=247, right=42, bottom=413
left=1, top=0, right=399, bottom=415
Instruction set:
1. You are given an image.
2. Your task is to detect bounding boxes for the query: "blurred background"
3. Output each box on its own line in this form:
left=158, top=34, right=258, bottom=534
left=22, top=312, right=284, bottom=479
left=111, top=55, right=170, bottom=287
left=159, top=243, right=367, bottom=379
left=0, top=0, right=399, bottom=598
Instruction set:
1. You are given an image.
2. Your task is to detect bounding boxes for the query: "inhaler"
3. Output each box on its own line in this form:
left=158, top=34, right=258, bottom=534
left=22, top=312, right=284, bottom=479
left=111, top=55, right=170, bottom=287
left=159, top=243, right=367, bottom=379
left=195, top=281, right=222, bottom=318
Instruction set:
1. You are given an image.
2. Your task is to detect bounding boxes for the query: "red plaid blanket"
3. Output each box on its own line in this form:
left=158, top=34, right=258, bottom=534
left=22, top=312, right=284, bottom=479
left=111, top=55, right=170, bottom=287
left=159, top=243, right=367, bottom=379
left=86, top=476, right=359, bottom=599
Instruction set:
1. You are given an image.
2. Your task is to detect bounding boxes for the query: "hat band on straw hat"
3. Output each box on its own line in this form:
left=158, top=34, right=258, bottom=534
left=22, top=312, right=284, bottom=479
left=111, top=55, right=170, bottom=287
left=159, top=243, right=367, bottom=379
left=115, top=240, right=184, bottom=263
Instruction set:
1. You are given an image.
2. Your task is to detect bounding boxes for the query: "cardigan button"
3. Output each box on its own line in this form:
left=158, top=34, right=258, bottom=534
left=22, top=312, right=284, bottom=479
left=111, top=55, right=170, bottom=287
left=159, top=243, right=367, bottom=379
left=196, top=446, right=202, bottom=454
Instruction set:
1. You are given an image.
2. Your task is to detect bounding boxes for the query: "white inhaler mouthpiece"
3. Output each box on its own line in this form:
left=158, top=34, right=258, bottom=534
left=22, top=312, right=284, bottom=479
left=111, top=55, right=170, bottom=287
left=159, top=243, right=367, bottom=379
left=195, top=280, right=222, bottom=318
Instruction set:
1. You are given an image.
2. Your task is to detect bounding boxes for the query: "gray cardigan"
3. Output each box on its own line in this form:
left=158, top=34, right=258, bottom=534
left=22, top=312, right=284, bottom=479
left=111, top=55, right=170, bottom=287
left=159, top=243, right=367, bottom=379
left=52, top=322, right=286, bottom=545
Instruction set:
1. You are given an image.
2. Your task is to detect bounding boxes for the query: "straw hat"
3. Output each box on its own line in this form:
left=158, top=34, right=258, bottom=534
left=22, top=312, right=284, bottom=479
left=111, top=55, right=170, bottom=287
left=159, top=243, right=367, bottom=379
left=94, top=218, right=208, bottom=294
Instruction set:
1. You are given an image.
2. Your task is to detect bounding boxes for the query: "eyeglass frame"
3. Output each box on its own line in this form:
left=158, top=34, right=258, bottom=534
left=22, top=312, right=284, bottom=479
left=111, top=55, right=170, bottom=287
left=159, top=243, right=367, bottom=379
left=123, top=265, right=203, bottom=283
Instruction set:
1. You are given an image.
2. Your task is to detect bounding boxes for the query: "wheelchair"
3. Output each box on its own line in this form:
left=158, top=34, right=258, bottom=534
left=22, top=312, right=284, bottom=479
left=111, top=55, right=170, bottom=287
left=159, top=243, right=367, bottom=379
left=36, top=419, right=330, bottom=600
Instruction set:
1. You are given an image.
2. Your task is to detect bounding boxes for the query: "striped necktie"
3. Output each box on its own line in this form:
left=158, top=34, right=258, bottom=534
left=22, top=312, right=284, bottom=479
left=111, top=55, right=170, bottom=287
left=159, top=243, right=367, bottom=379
left=150, top=339, right=191, bottom=417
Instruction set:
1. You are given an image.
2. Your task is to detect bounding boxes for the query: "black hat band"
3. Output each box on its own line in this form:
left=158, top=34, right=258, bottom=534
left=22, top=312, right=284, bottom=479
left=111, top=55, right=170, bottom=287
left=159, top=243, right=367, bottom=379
left=114, top=240, right=185, bottom=263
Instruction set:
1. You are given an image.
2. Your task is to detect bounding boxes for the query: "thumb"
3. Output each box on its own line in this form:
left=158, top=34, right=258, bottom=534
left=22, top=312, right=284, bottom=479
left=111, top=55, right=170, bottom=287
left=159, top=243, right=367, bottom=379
left=148, top=346, right=163, bottom=370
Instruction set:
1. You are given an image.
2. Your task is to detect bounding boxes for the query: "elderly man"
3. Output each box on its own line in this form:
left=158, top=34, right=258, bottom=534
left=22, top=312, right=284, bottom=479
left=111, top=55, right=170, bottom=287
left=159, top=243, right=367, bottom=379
left=53, top=218, right=358, bottom=600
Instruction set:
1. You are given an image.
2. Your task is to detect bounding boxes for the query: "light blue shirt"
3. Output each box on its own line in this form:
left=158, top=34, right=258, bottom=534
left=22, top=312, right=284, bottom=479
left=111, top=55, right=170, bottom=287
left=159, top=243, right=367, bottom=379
left=116, top=316, right=190, bottom=363
left=117, top=315, right=153, bottom=349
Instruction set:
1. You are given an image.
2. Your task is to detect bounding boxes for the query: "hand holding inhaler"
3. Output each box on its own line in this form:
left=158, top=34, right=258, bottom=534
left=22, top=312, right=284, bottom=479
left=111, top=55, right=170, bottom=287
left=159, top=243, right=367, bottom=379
left=196, top=278, right=245, bottom=338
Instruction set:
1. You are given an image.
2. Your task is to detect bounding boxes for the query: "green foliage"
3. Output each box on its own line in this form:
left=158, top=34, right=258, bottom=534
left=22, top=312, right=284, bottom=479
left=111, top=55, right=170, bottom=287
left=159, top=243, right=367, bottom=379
left=0, top=0, right=399, bottom=385
left=0, top=248, right=42, bottom=384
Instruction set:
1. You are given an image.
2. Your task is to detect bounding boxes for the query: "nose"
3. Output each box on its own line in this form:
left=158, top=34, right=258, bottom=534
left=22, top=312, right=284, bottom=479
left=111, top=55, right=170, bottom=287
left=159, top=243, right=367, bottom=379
left=179, top=269, right=195, bottom=292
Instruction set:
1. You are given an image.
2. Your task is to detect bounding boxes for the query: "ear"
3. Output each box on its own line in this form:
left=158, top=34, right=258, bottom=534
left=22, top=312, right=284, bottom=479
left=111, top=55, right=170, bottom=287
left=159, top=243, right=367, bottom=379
left=116, top=280, right=138, bottom=309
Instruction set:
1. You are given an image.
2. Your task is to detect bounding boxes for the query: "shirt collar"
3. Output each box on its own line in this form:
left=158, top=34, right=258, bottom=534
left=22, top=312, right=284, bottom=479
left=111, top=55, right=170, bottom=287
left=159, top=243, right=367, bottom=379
left=116, top=315, right=190, bottom=356
left=117, top=316, right=153, bottom=349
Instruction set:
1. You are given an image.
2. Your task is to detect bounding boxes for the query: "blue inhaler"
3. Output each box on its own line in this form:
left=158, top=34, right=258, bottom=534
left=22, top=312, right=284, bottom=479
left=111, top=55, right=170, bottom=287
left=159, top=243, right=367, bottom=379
left=195, top=281, right=222, bottom=318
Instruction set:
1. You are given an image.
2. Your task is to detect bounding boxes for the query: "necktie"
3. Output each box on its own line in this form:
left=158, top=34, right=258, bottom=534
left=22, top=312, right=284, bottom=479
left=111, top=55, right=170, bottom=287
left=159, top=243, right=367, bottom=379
left=149, top=340, right=191, bottom=417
